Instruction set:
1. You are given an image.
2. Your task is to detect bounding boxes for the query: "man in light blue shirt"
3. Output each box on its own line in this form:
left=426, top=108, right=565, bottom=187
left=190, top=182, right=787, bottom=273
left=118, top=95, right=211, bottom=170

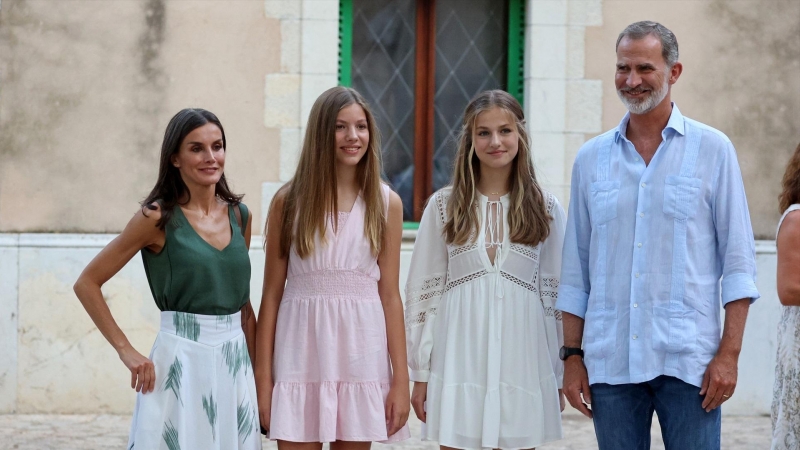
left=556, top=21, right=759, bottom=450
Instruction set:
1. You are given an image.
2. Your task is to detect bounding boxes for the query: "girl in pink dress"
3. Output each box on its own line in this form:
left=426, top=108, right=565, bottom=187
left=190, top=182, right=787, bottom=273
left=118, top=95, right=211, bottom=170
left=255, top=86, right=411, bottom=449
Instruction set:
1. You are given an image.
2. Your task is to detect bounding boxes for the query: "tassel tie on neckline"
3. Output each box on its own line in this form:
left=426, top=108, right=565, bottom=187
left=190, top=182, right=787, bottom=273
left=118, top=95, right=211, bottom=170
left=485, top=200, right=505, bottom=301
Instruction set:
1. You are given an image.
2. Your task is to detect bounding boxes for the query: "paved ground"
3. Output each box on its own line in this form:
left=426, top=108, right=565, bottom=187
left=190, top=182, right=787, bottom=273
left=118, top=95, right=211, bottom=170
left=0, top=413, right=771, bottom=449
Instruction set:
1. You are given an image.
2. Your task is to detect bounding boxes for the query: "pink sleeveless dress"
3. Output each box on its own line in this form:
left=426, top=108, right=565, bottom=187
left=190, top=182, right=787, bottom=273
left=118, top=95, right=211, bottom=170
left=270, top=185, right=410, bottom=443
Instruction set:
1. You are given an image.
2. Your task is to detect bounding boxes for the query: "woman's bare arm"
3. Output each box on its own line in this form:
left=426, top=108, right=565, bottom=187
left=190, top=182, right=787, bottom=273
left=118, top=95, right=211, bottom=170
left=73, top=205, right=165, bottom=393
left=778, top=211, right=800, bottom=306
left=377, top=191, right=411, bottom=435
left=255, top=192, right=289, bottom=430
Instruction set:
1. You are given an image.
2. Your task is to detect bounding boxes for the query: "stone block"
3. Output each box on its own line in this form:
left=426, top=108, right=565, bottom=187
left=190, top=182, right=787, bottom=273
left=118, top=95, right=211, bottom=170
left=525, top=79, right=566, bottom=133
left=566, top=26, right=586, bottom=79
left=0, top=235, right=19, bottom=413
left=300, top=19, right=339, bottom=75
left=530, top=132, right=567, bottom=187
left=568, top=0, right=603, bottom=26
left=528, top=25, right=567, bottom=80
left=264, top=0, right=301, bottom=20
left=279, top=127, right=302, bottom=182
left=527, top=0, right=567, bottom=26
left=264, top=73, right=301, bottom=128
left=564, top=132, right=587, bottom=180
left=281, top=19, right=302, bottom=74
left=16, top=241, right=158, bottom=413
left=566, top=79, right=603, bottom=133
left=300, top=73, right=338, bottom=126
left=261, top=181, right=285, bottom=231
left=301, top=0, right=339, bottom=21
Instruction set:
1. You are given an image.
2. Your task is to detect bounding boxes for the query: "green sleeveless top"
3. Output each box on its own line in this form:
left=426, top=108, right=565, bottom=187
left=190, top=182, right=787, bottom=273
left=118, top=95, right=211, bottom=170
left=141, top=203, right=251, bottom=315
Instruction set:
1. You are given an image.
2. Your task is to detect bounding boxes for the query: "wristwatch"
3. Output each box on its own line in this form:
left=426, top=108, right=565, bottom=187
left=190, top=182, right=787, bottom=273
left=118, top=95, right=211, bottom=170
left=559, top=346, right=584, bottom=361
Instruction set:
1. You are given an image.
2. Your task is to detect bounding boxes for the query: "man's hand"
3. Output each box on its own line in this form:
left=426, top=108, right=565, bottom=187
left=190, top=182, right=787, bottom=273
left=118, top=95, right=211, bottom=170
left=699, top=351, right=738, bottom=412
left=563, top=357, right=592, bottom=418
left=699, top=298, right=748, bottom=412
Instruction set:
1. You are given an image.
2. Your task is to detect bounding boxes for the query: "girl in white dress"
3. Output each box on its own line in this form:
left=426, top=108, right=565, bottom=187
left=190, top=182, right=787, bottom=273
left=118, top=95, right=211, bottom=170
left=405, top=90, right=565, bottom=449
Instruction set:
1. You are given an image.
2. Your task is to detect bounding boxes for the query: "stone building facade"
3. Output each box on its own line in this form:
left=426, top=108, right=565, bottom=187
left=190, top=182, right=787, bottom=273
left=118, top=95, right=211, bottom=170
left=0, top=0, right=797, bottom=415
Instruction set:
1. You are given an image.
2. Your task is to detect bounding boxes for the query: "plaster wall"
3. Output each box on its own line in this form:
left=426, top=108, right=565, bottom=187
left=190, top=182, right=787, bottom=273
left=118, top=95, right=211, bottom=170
left=584, top=0, right=800, bottom=239
left=0, top=0, right=280, bottom=234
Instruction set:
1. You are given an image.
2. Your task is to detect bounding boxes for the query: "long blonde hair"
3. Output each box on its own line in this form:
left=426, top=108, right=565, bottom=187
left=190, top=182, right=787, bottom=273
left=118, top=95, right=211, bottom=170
left=444, top=90, right=551, bottom=246
left=276, top=86, right=385, bottom=258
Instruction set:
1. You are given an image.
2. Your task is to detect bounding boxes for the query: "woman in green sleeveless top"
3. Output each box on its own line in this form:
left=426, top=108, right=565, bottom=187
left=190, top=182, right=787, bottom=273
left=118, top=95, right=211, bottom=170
left=74, top=109, right=262, bottom=449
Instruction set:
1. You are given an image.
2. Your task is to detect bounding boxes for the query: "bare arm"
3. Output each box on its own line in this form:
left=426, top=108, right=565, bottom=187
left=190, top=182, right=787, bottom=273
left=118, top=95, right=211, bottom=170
left=700, top=297, right=749, bottom=411
left=561, top=312, right=592, bottom=417
left=562, top=311, right=584, bottom=349
left=242, top=210, right=258, bottom=357
left=777, top=212, right=800, bottom=306
left=255, top=192, right=289, bottom=430
left=377, top=191, right=411, bottom=435
left=73, top=205, right=165, bottom=393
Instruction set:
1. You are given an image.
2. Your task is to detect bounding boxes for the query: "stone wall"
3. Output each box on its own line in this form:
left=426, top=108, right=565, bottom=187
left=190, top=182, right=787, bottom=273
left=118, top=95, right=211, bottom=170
left=0, top=234, right=781, bottom=415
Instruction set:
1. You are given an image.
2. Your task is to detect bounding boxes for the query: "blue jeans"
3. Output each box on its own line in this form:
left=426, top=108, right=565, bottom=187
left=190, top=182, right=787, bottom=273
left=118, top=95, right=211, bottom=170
left=591, top=375, right=721, bottom=450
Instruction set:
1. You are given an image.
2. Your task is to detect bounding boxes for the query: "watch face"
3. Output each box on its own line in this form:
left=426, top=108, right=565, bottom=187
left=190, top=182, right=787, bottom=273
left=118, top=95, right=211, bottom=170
left=559, top=346, right=566, bottom=360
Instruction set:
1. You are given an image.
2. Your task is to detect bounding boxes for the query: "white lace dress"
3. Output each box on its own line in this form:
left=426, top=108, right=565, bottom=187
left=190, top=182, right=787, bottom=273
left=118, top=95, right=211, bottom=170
left=772, top=203, right=800, bottom=450
left=405, top=188, right=565, bottom=449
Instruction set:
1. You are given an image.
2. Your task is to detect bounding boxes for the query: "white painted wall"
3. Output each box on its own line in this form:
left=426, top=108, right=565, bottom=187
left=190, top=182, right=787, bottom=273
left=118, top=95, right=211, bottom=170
left=0, top=234, right=783, bottom=415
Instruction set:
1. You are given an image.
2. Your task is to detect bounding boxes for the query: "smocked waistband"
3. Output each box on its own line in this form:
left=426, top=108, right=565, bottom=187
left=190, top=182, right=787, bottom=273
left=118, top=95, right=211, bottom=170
left=160, top=311, right=242, bottom=345
left=283, top=269, right=379, bottom=299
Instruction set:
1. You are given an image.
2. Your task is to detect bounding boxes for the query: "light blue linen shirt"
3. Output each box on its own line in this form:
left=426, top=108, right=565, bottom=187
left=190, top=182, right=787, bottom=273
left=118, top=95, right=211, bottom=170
left=556, top=104, right=759, bottom=388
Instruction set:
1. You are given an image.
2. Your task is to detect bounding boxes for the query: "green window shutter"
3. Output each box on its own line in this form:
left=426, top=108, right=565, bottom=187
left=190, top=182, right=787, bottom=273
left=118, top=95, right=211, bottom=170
left=338, top=0, right=354, bottom=86
left=507, top=0, right=525, bottom=106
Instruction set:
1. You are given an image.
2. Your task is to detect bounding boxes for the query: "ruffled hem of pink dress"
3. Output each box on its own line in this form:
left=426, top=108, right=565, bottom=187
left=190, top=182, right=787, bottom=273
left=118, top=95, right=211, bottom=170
left=269, top=380, right=410, bottom=443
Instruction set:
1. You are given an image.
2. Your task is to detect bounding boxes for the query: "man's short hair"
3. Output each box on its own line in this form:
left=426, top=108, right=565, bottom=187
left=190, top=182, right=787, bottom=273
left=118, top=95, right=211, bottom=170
left=616, top=21, right=679, bottom=67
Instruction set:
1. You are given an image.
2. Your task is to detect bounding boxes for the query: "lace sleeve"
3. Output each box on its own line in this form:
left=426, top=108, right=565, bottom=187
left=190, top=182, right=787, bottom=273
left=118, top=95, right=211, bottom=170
left=405, top=273, right=445, bottom=328
left=539, top=193, right=566, bottom=388
left=404, top=191, right=449, bottom=382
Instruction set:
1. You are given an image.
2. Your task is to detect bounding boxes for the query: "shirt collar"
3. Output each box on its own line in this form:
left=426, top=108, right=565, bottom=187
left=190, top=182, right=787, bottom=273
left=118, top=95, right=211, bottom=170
left=614, top=102, right=686, bottom=143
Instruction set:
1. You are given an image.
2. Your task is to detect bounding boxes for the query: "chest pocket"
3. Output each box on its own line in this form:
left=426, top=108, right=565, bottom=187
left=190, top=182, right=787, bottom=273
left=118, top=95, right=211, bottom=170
left=590, top=181, right=620, bottom=225
left=663, top=175, right=702, bottom=220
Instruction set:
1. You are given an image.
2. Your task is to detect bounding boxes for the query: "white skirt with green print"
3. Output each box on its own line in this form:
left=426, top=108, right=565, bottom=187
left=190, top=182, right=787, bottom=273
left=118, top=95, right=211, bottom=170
left=127, top=311, right=262, bottom=450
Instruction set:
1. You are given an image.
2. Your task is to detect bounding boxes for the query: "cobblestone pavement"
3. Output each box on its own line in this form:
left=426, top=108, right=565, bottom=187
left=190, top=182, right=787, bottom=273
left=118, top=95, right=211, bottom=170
left=0, top=413, right=771, bottom=449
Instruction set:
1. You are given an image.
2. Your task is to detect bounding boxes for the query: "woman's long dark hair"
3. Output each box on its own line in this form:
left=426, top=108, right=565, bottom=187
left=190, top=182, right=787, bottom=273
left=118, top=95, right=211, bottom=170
left=142, top=108, right=243, bottom=229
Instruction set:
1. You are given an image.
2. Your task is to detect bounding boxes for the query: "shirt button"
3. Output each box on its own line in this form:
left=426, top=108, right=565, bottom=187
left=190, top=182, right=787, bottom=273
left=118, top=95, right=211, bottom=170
left=641, top=182, right=646, bottom=187
left=635, top=273, right=640, bottom=278
left=637, top=243, right=642, bottom=248
left=632, top=334, right=638, bottom=340
left=634, top=303, right=639, bottom=308
left=639, top=212, right=645, bottom=218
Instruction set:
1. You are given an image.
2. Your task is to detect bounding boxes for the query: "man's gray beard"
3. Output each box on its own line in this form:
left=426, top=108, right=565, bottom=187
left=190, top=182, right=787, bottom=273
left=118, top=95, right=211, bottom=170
left=617, top=77, right=669, bottom=115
